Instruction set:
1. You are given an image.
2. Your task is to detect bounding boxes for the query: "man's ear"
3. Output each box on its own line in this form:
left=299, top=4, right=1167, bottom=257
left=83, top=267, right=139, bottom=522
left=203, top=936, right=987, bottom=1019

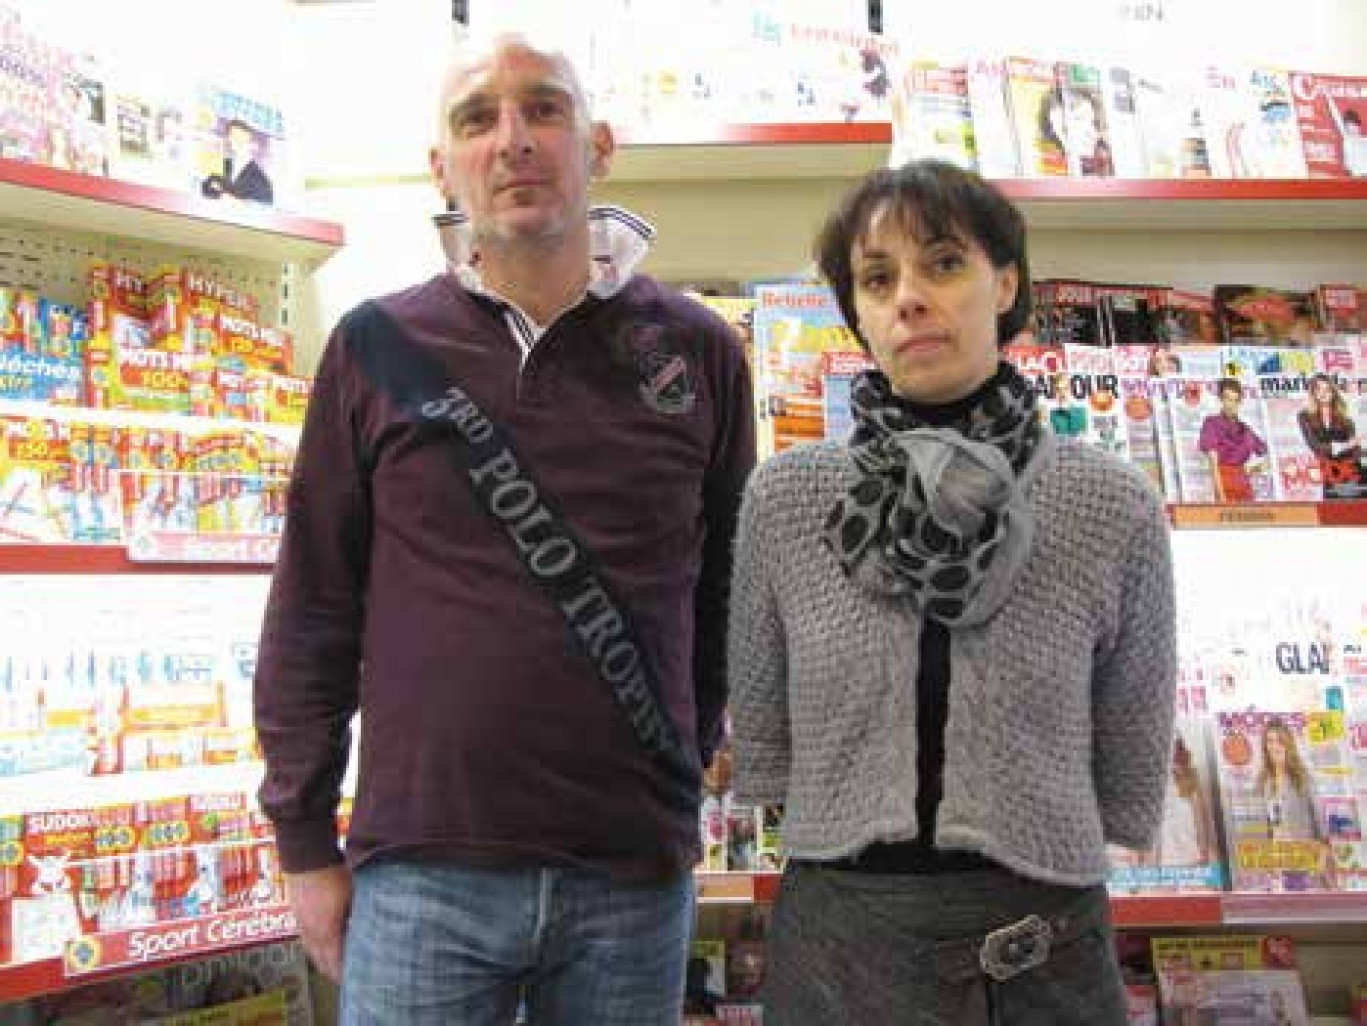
left=589, top=121, right=616, bottom=179
left=429, top=145, right=451, bottom=200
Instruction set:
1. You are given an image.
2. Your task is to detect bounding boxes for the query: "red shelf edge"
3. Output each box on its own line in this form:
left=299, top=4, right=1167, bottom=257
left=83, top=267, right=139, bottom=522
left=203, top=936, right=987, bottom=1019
left=1110, top=894, right=1224, bottom=928
left=995, top=176, right=1367, bottom=203
left=0, top=154, right=343, bottom=249
left=1221, top=890, right=1367, bottom=925
left=0, top=544, right=271, bottom=574
left=616, top=121, right=891, bottom=147
left=0, top=906, right=296, bottom=1004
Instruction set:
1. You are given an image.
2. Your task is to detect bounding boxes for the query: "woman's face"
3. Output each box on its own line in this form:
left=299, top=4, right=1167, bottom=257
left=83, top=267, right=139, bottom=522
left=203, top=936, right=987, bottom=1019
left=1312, top=379, right=1333, bottom=405
left=850, top=203, right=1017, bottom=403
left=1266, top=729, right=1289, bottom=766
left=1064, top=92, right=1101, bottom=153
left=1219, top=387, right=1242, bottom=417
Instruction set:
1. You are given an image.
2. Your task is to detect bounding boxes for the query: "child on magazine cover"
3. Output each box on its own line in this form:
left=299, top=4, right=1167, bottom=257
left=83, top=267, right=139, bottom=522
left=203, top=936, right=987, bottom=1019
left=1199, top=377, right=1269, bottom=501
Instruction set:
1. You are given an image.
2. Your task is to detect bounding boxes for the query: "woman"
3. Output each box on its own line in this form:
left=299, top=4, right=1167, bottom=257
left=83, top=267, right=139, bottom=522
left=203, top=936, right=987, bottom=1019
left=1258, top=718, right=1321, bottom=844
left=1257, top=716, right=1331, bottom=892
left=1152, top=733, right=1216, bottom=870
left=1197, top=377, right=1268, bottom=502
left=1297, top=372, right=1363, bottom=497
left=1039, top=83, right=1115, bottom=177
left=728, top=159, right=1176, bottom=1024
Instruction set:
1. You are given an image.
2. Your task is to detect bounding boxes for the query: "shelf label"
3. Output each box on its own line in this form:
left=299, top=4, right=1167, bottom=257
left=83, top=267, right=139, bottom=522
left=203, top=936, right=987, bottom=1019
left=1170, top=503, right=1320, bottom=528
left=126, top=530, right=279, bottom=564
left=695, top=872, right=757, bottom=903
left=63, top=904, right=296, bottom=977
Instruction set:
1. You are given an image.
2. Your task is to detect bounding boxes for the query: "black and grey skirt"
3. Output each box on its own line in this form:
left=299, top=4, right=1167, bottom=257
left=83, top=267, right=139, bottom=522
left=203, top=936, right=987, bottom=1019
left=761, top=860, right=1127, bottom=1025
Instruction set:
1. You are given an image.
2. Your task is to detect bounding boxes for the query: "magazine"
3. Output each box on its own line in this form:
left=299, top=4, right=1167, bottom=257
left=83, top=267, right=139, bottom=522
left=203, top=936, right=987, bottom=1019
left=1099, top=66, right=1147, bottom=178
left=1288, top=71, right=1367, bottom=178
left=189, top=85, right=291, bottom=209
left=1004, top=57, right=1066, bottom=177
left=965, top=57, right=1019, bottom=178
left=1165, top=375, right=1275, bottom=503
left=1152, top=934, right=1309, bottom=1025
left=1258, top=372, right=1325, bottom=502
left=1215, top=710, right=1365, bottom=892
left=1113, top=345, right=1168, bottom=497
left=1055, top=62, right=1115, bottom=176
left=1214, top=285, right=1319, bottom=347
left=1109, top=685, right=1224, bottom=894
left=889, top=59, right=975, bottom=169
left=751, top=283, right=863, bottom=455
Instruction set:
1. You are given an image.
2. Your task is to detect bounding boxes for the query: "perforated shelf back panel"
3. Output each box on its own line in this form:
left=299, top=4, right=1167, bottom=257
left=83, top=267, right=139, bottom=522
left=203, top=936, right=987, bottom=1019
left=0, top=220, right=297, bottom=332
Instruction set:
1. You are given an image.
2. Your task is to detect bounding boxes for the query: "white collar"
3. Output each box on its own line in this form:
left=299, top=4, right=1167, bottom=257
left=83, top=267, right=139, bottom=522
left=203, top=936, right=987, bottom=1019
left=432, top=204, right=656, bottom=306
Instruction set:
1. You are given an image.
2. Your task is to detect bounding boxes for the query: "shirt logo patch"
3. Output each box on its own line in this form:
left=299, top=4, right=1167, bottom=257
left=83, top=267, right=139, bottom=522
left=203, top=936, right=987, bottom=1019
left=623, top=322, right=697, bottom=415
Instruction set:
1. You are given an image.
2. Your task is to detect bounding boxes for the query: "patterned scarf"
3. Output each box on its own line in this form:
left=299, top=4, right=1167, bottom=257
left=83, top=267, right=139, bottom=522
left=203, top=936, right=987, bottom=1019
left=823, top=363, right=1042, bottom=626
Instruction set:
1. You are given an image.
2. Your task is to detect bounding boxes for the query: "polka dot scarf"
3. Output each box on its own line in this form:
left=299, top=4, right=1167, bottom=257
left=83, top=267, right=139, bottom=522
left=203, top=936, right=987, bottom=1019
left=823, top=364, right=1043, bottom=626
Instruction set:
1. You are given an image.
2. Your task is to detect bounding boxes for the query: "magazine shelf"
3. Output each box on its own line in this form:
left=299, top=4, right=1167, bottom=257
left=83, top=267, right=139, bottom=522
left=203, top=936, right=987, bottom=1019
left=0, top=156, right=344, bottom=266
left=696, top=873, right=1366, bottom=932
left=1110, top=894, right=1226, bottom=929
left=0, top=904, right=295, bottom=1004
left=1168, top=500, right=1367, bottom=529
left=609, top=123, right=1367, bottom=230
left=1222, top=892, right=1367, bottom=928
left=0, top=153, right=342, bottom=1009
left=6, top=501, right=1362, bottom=578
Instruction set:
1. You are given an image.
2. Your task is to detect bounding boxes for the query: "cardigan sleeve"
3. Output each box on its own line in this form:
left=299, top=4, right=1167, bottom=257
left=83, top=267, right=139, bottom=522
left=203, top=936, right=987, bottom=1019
left=727, top=468, right=791, bottom=807
left=1091, top=483, right=1177, bottom=850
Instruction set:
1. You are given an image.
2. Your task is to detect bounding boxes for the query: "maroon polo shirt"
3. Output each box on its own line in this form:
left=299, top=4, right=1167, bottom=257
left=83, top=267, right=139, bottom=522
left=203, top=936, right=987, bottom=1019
left=253, top=272, right=755, bottom=879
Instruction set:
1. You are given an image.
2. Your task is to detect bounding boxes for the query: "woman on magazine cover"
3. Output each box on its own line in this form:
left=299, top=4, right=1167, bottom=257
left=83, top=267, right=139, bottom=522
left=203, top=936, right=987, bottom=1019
left=1197, top=377, right=1268, bottom=502
left=729, top=159, right=1176, bottom=1025
left=1152, top=733, right=1218, bottom=869
left=1258, top=718, right=1322, bottom=844
left=1297, top=373, right=1363, bottom=497
left=1039, top=83, right=1115, bottom=177
left=1257, top=716, right=1331, bottom=891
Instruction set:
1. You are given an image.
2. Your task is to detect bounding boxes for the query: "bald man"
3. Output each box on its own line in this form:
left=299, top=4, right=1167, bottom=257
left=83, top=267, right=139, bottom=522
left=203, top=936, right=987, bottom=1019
left=253, top=32, right=754, bottom=1025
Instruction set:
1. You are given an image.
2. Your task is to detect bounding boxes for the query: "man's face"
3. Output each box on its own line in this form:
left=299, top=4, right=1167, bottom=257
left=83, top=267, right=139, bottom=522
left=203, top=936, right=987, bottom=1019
left=429, top=40, right=613, bottom=249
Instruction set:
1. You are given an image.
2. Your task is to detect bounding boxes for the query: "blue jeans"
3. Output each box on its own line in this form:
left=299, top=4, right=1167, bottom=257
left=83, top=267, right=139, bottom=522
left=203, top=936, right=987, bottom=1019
left=339, top=859, right=695, bottom=1025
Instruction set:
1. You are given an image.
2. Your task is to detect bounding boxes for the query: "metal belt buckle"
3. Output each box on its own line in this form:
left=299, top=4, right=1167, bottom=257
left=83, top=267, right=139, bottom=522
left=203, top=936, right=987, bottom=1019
left=979, top=914, right=1052, bottom=982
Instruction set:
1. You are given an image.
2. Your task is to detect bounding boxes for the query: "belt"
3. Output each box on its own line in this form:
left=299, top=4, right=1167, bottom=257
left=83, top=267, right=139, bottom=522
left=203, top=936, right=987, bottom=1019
left=820, top=841, right=994, bottom=875
left=930, top=898, right=1103, bottom=985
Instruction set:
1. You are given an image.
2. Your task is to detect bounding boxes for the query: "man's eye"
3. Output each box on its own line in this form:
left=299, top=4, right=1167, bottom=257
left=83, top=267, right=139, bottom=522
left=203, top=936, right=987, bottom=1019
left=455, top=109, right=496, bottom=134
left=528, top=99, right=566, bottom=121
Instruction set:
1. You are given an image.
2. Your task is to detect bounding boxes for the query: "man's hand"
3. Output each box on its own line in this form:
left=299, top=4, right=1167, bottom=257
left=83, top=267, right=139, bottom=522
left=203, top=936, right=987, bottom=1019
left=285, top=865, right=352, bottom=983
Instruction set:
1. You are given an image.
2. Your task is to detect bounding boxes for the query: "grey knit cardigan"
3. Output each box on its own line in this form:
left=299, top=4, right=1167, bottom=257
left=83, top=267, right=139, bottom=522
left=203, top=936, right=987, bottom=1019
left=728, top=432, right=1177, bottom=886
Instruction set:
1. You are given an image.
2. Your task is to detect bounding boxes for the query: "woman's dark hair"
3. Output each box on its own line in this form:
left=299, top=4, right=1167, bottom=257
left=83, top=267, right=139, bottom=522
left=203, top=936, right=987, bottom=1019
left=814, top=158, right=1032, bottom=350
left=1037, top=85, right=1066, bottom=152
left=1216, top=376, right=1243, bottom=400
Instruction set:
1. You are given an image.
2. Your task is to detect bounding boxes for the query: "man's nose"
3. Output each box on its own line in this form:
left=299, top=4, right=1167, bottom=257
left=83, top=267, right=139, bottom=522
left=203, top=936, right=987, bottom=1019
left=495, top=104, right=534, bottom=157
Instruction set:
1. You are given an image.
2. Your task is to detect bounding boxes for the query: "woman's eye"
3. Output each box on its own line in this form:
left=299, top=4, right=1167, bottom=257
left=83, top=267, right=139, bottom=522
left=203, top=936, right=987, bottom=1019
left=859, top=271, right=890, bottom=291
left=931, top=252, right=964, bottom=274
